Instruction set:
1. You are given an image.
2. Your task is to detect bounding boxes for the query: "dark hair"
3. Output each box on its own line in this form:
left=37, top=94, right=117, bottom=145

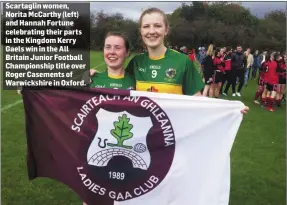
left=226, top=46, right=232, bottom=52
left=275, top=53, right=283, bottom=61
left=265, top=51, right=269, bottom=60
left=215, top=48, right=221, bottom=56
left=279, top=54, right=284, bottom=60
left=104, top=31, right=130, bottom=51
left=266, top=52, right=276, bottom=61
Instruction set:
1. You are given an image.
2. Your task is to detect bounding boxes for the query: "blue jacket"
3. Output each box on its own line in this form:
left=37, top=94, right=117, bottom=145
left=253, top=55, right=260, bottom=68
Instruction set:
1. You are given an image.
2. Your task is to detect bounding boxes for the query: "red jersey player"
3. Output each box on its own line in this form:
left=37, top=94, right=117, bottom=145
left=254, top=59, right=268, bottom=104
left=188, top=49, right=196, bottom=61
left=265, top=52, right=279, bottom=112
left=210, top=49, right=225, bottom=98
left=275, top=54, right=286, bottom=107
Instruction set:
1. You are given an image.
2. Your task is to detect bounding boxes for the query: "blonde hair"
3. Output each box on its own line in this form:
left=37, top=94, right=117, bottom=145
left=139, top=7, right=169, bottom=29
left=206, top=44, right=214, bottom=56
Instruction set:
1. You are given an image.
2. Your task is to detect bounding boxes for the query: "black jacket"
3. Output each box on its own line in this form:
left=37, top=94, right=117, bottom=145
left=201, top=55, right=214, bottom=77
left=231, top=52, right=245, bottom=70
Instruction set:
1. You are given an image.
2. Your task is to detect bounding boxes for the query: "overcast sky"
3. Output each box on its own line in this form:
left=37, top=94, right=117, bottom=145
left=90, top=2, right=286, bottom=20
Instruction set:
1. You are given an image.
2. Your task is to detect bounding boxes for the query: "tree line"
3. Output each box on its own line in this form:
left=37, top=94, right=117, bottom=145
left=90, top=2, right=285, bottom=53
left=1, top=2, right=285, bottom=53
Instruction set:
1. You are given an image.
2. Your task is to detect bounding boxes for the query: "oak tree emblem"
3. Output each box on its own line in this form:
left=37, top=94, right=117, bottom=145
left=107, top=114, right=133, bottom=149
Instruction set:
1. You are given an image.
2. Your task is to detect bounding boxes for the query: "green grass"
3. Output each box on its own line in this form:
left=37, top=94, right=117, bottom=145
left=1, top=51, right=285, bottom=205
left=227, top=82, right=286, bottom=205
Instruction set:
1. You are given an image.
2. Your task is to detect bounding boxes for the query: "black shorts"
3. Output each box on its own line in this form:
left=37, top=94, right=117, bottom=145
left=224, top=70, right=231, bottom=76
left=266, top=83, right=278, bottom=92
left=204, top=75, right=212, bottom=85
left=279, top=78, right=286, bottom=85
left=213, top=71, right=223, bottom=83
left=222, top=71, right=229, bottom=82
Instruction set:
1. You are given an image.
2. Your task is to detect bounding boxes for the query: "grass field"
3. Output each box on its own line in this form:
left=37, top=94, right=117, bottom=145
left=1, top=50, right=285, bottom=205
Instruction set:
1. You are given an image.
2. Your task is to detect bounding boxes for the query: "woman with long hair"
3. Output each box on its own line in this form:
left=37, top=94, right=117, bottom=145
left=265, top=52, right=279, bottom=112
left=125, top=7, right=204, bottom=96
left=253, top=54, right=268, bottom=104
left=252, top=50, right=260, bottom=80
left=210, top=48, right=225, bottom=98
left=201, top=44, right=214, bottom=96
left=221, top=47, right=232, bottom=96
left=275, top=54, right=286, bottom=107
left=260, top=52, right=271, bottom=107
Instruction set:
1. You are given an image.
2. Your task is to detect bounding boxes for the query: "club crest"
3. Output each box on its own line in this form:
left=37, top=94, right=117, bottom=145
left=165, top=68, right=176, bottom=78
left=87, top=109, right=152, bottom=170
left=72, top=94, right=175, bottom=203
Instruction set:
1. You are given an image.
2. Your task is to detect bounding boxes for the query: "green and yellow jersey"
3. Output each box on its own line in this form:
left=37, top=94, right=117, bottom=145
left=126, top=48, right=204, bottom=95
left=89, top=70, right=135, bottom=90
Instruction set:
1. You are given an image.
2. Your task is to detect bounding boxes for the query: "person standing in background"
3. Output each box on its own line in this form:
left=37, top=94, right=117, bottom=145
left=183, top=46, right=188, bottom=55
left=253, top=56, right=268, bottom=104
left=260, top=51, right=267, bottom=65
left=252, top=50, right=260, bottom=80
left=201, top=44, right=215, bottom=96
left=275, top=54, right=286, bottom=107
left=228, top=45, right=245, bottom=97
left=197, top=47, right=202, bottom=62
left=188, top=49, right=197, bottom=61
left=265, top=52, right=279, bottom=112
left=259, top=53, right=270, bottom=107
left=210, top=48, right=225, bottom=98
left=221, top=47, right=233, bottom=96
left=244, top=48, right=254, bottom=86
left=174, top=46, right=179, bottom=52
left=222, top=47, right=227, bottom=56
left=198, top=47, right=207, bottom=64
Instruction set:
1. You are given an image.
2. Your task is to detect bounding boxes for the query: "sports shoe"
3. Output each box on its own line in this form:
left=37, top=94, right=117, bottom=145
left=223, top=93, right=227, bottom=96
left=254, top=100, right=260, bottom=104
left=236, top=92, right=241, bottom=97
left=232, top=93, right=236, bottom=97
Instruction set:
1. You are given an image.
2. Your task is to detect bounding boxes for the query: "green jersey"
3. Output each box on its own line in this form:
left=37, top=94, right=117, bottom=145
left=89, top=70, right=135, bottom=90
left=126, top=48, right=204, bottom=95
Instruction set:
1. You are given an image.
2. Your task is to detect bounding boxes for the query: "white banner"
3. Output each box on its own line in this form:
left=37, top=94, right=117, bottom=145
left=110, top=91, right=244, bottom=205
left=23, top=88, right=244, bottom=205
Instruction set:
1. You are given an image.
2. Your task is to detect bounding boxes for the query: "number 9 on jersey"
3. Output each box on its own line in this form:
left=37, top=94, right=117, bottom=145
left=152, top=70, right=157, bottom=78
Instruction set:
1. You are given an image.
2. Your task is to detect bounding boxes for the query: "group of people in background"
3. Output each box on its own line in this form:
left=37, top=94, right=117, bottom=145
left=253, top=51, right=286, bottom=111
left=171, top=44, right=286, bottom=112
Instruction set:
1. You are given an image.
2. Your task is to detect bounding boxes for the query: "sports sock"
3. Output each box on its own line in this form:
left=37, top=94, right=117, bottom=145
left=254, top=90, right=262, bottom=100
left=260, top=97, right=266, bottom=106
left=276, top=99, right=281, bottom=107
left=266, top=97, right=275, bottom=110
